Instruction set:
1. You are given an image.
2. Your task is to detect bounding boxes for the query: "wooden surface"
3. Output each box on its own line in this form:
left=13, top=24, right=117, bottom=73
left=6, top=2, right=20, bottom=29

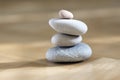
left=0, top=0, right=120, bottom=80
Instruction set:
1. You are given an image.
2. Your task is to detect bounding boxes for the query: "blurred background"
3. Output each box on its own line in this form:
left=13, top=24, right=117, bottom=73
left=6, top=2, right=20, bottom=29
left=0, top=0, right=120, bottom=62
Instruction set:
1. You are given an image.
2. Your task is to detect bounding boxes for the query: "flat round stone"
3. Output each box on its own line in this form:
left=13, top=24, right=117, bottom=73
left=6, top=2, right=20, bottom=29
left=51, top=33, right=82, bottom=46
left=49, top=18, right=88, bottom=35
left=46, top=43, right=92, bottom=62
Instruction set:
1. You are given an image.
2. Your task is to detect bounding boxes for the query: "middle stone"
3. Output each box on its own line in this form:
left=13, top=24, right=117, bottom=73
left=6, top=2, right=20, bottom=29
left=49, top=18, right=88, bottom=35
left=51, top=33, right=82, bottom=47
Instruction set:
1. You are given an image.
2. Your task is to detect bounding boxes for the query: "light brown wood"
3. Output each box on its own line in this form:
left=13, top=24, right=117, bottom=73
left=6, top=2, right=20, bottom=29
left=0, top=0, right=120, bottom=80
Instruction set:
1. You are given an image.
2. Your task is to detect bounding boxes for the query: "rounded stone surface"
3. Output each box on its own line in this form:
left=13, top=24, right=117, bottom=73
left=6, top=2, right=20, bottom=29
left=49, top=18, right=88, bottom=35
left=46, top=43, right=92, bottom=62
left=59, top=9, right=73, bottom=19
left=51, top=33, right=82, bottom=46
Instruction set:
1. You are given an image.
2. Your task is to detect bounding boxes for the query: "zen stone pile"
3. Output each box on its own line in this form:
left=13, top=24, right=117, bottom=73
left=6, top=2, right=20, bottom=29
left=46, top=10, right=92, bottom=62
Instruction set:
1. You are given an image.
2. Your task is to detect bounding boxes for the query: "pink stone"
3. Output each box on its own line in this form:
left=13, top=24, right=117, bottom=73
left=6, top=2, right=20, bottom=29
left=59, top=9, right=74, bottom=19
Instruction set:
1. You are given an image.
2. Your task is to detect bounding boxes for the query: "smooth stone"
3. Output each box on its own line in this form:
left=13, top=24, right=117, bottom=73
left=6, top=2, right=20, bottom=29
left=59, top=9, right=73, bottom=19
left=46, top=43, right=92, bottom=62
left=49, top=18, right=88, bottom=35
left=51, top=33, right=82, bottom=46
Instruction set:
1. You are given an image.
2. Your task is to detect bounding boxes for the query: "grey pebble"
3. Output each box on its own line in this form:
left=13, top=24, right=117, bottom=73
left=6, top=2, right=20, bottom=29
left=46, top=43, right=92, bottom=62
left=49, top=18, right=88, bottom=35
left=51, top=33, right=82, bottom=47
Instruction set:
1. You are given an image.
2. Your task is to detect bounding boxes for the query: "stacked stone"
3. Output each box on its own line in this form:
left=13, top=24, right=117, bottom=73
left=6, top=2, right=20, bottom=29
left=46, top=10, right=92, bottom=62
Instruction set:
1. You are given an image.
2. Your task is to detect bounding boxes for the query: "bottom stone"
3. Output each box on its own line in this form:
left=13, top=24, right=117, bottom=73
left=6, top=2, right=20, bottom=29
left=46, top=43, right=92, bottom=62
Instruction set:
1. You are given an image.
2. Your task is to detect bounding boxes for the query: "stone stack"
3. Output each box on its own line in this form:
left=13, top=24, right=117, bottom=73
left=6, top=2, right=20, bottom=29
left=46, top=10, right=92, bottom=62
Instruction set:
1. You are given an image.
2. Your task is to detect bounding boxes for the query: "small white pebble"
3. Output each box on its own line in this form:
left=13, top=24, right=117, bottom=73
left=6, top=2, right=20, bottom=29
left=59, top=9, right=74, bottom=19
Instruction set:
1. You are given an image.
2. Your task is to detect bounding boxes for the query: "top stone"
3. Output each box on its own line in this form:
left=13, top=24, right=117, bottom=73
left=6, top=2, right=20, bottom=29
left=59, top=10, right=74, bottom=19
